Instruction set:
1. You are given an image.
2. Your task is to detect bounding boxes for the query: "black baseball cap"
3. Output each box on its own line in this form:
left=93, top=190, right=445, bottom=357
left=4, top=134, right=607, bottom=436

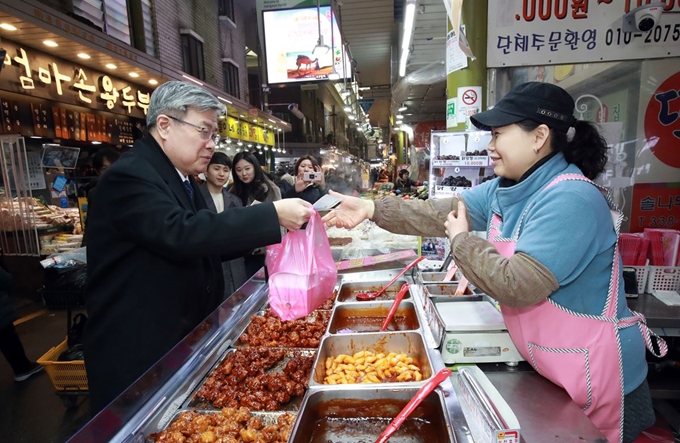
left=471, top=82, right=576, bottom=133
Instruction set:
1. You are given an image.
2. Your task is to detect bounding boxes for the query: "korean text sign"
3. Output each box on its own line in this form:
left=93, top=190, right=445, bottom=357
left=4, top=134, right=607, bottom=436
left=488, top=0, right=680, bottom=67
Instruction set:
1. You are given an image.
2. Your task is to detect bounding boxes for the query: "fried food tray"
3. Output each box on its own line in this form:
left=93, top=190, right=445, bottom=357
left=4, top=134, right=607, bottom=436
left=232, top=309, right=331, bottom=349
left=147, top=408, right=297, bottom=443
left=185, top=347, right=317, bottom=412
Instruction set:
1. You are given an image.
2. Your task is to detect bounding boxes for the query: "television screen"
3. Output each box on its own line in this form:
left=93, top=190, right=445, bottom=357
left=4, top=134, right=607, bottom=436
left=41, top=144, right=80, bottom=169
left=263, top=6, right=351, bottom=84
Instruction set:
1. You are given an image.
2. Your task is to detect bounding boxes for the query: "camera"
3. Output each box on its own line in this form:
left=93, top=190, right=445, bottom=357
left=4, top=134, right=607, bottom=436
left=288, top=103, right=304, bottom=120
left=622, top=2, right=664, bottom=33
left=303, top=172, right=320, bottom=181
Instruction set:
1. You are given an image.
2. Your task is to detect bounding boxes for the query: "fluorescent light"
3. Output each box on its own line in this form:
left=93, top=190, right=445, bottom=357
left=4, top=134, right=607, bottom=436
left=129, top=72, right=140, bottom=78
left=217, top=96, right=233, bottom=104
left=77, top=53, right=90, bottom=59
left=92, top=141, right=102, bottom=145
left=182, top=74, right=203, bottom=86
left=328, top=71, right=340, bottom=80
left=340, top=89, right=350, bottom=98
left=396, top=114, right=404, bottom=119
left=106, top=63, right=117, bottom=69
left=399, top=47, right=409, bottom=77
left=149, top=79, right=158, bottom=85
left=268, top=119, right=276, bottom=123
left=348, top=115, right=356, bottom=120
left=402, top=3, right=416, bottom=50
left=239, top=114, right=245, bottom=118
left=43, top=40, right=58, bottom=47
left=0, top=23, right=17, bottom=31
left=398, top=106, right=407, bottom=112
left=343, top=105, right=352, bottom=113
left=30, top=136, right=42, bottom=139
left=253, top=119, right=257, bottom=123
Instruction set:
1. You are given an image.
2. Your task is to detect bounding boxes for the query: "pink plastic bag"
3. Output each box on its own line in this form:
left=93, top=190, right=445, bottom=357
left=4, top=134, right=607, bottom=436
left=265, top=210, right=337, bottom=321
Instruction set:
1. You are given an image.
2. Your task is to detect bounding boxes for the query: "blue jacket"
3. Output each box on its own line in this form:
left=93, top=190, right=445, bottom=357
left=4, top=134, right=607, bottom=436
left=463, top=152, right=647, bottom=394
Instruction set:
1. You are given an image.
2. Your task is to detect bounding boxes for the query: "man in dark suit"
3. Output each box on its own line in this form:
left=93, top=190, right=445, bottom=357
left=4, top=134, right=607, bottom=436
left=83, top=81, right=312, bottom=413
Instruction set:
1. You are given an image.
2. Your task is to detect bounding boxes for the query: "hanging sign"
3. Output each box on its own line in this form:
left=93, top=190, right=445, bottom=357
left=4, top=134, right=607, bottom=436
left=0, top=40, right=151, bottom=118
left=488, top=1, right=680, bottom=67
left=446, top=27, right=468, bottom=74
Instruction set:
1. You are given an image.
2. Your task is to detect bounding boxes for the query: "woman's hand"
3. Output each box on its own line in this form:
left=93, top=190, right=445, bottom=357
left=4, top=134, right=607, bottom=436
left=445, top=201, right=470, bottom=242
left=321, top=190, right=375, bottom=229
left=294, top=173, right=307, bottom=193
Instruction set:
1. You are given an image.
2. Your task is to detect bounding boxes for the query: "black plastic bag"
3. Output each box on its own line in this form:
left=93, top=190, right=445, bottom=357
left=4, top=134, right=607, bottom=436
left=67, top=313, right=88, bottom=347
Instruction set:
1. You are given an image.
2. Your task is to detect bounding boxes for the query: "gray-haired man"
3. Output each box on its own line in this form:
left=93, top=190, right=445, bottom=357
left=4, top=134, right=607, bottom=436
left=83, top=81, right=312, bottom=413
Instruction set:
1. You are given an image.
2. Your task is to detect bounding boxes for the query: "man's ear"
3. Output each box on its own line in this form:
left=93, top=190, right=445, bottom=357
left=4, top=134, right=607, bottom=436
left=155, top=115, right=172, bottom=141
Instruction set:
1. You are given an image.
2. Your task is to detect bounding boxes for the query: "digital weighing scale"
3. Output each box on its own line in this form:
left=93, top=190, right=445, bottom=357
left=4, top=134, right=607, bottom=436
left=436, top=301, right=525, bottom=365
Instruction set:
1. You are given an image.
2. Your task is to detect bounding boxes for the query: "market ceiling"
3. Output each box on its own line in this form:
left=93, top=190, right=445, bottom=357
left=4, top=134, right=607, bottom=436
left=335, top=0, right=447, bottom=128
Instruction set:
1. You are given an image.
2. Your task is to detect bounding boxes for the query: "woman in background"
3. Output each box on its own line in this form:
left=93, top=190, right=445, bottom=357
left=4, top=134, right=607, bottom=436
left=229, top=152, right=282, bottom=276
left=199, top=152, right=247, bottom=296
left=282, top=155, right=326, bottom=204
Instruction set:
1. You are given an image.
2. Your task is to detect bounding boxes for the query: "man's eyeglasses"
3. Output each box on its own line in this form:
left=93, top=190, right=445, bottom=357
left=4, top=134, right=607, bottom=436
left=167, top=115, right=221, bottom=144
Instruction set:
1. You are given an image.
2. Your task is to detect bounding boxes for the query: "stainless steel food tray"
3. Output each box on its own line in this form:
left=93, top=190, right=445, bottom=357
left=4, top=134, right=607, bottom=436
left=309, top=331, right=434, bottom=388
left=335, top=279, right=412, bottom=303
left=233, top=309, right=331, bottom=348
left=147, top=408, right=297, bottom=442
left=424, top=283, right=485, bottom=303
left=288, top=386, right=454, bottom=443
left=326, top=300, right=421, bottom=334
left=186, top=347, right=317, bottom=411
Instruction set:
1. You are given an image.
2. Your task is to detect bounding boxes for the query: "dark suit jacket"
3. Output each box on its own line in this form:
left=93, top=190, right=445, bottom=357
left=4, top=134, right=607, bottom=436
left=83, top=134, right=281, bottom=412
left=198, top=184, right=248, bottom=296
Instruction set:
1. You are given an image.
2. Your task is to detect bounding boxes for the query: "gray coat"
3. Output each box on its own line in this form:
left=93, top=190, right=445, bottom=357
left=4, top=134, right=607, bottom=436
left=198, top=184, right=249, bottom=297
left=0, top=267, right=16, bottom=329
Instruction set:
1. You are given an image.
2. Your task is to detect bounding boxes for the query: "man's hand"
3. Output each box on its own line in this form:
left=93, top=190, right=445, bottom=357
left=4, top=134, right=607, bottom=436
left=321, top=190, right=375, bottom=229
left=444, top=201, right=470, bottom=242
left=273, top=198, right=313, bottom=230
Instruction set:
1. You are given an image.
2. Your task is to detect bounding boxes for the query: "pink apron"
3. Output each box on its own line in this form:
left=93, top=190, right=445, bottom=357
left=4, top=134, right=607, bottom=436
left=489, top=173, right=667, bottom=443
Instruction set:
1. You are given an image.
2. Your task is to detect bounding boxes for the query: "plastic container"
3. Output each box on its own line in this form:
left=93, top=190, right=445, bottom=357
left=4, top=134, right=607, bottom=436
left=37, top=338, right=88, bottom=391
left=629, top=265, right=649, bottom=294
left=646, top=266, right=680, bottom=293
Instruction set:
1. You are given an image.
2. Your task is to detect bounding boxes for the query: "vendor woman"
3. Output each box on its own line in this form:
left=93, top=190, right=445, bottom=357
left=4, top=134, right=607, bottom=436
left=322, top=82, right=666, bottom=443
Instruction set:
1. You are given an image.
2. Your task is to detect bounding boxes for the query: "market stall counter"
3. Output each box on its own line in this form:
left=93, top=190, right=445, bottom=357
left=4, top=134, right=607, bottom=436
left=66, top=263, right=606, bottom=443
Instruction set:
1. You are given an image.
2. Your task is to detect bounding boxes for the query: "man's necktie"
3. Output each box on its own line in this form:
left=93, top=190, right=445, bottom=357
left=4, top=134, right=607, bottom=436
left=183, top=180, right=194, bottom=200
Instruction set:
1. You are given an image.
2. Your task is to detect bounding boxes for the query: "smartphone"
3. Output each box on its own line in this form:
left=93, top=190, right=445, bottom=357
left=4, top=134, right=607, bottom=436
left=313, top=193, right=342, bottom=211
left=303, top=172, right=321, bottom=181
left=622, top=268, right=639, bottom=298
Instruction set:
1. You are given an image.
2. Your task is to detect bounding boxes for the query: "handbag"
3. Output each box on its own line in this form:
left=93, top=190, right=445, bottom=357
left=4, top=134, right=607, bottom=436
left=265, top=210, right=337, bottom=321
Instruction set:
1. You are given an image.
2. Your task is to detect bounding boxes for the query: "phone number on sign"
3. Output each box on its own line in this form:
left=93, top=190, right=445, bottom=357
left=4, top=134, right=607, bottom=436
left=636, top=216, right=678, bottom=228
left=606, top=24, right=680, bottom=46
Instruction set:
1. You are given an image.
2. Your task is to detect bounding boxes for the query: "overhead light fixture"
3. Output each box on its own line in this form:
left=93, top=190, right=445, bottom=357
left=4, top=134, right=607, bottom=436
left=217, top=96, right=233, bottom=105
left=237, top=141, right=243, bottom=146
left=43, top=40, right=58, bottom=47
left=0, top=23, right=17, bottom=31
left=106, top=63, right=117, bottom=69
left=396, top=120, right=403, bottom=125
left=396, top=114, right=404, bottom=119
left=129, top=72, right=140, bottom=78
left=253, top=119, right=258, bottom=123
left=398, top=106, right=407, bottom=112
left=328, top=71, right=340, bottom=80
left=268, top=118, right=276, bottom=123
left=92, top=141, right=102, bottom=145
left=399, top=1, right=417, bottom=77
left=182, top=74, right=203, bottom=85
left=77, top=53, right=91, bottom=60
left=343, top=105, right=352, bottom=113
left=348, top=114, right=356, bottom=120
left=240, top=114, right=245, bottom=118
left=340, top=89, right=351, bottom=98
left=149, top=79, right=158, bottom=85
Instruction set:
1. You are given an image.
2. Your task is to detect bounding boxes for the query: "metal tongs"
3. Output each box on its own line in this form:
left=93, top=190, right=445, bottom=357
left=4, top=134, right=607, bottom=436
left=355, top=257, right=425, bottom=301
left=374, top=368, right=453, bottom=443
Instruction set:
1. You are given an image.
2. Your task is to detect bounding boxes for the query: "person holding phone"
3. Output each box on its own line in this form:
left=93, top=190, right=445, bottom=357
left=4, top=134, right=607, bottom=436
left=322, top=82, right=664, bottom=443
left=282, top=155, right=326, bottom=204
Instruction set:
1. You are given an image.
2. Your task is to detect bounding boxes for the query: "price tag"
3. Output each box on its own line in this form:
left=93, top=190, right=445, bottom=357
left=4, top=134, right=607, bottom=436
left=434, top=186, right=470, bottom=197
left=461, top=156, right=491, bottom=166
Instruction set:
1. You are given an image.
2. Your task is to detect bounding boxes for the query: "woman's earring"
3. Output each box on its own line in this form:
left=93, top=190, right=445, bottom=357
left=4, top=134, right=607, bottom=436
left=533, top=148, right=539, bottom=154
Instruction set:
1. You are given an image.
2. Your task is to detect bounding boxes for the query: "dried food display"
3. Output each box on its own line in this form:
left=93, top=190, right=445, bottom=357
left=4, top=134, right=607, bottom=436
left=149, top=407, right=295, bottom=442
left=237, top=310, right=330, bottom=348
left=194, top=347, right=313, bottom=410
left=323, top=350, right=422, bottom=384
left=440, top=176, right=472, bottom=187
